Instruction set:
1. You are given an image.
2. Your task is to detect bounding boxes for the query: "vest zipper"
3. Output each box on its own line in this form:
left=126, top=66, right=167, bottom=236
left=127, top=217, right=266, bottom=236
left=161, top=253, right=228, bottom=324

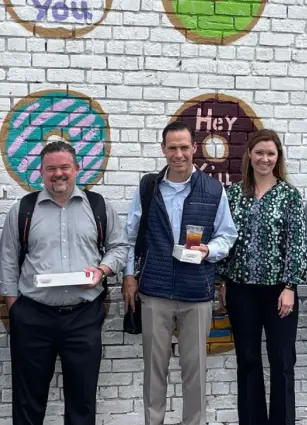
left=173, top=181, right=200, bottom=298
left=163, top=205, right=176, bottom=299
left=156, top=192, right=175, bottom=298
left=157, top=178, right=197, bottom=299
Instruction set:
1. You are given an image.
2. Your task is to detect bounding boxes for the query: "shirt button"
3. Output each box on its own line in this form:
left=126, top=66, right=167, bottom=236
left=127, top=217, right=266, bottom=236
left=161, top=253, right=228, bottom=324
left=63, top=239, right=66, bottom=242
left=62, top=208, right=65, bottom=211
left=63, top=256, right=67, bottom=259
left=62, top=223, right=65, bottom=226
left=65, top=290, right=68, bottom=293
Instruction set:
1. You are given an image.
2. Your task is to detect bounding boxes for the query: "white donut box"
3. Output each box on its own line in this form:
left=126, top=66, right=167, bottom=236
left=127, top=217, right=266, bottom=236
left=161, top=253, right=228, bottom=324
left=172, top=244, right=202, bottom=264
left=34, top=271, right=94, bottom=287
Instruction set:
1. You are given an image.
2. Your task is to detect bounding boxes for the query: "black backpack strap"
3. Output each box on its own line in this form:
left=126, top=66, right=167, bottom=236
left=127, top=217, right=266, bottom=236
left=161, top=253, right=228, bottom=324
left=134, top=173, right=157, bottom=264
left=18, top=191, right=40, bottom=272
left=84, top=189, right=107, bottom=254
left=84, top=190, right=108, bottom=297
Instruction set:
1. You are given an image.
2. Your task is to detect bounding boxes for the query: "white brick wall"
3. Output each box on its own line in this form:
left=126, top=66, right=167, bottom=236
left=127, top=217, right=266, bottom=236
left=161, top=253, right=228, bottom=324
left=0, top=0, right=307, bottom=424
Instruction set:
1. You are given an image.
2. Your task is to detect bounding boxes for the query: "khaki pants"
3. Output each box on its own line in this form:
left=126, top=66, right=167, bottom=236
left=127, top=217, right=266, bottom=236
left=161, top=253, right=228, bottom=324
left=140, top=294, right=212, bottom=425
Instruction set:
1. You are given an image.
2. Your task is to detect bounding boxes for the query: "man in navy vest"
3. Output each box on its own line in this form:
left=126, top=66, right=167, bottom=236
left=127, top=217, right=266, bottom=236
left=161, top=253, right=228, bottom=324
left=123, top=121, right=237, bottom=425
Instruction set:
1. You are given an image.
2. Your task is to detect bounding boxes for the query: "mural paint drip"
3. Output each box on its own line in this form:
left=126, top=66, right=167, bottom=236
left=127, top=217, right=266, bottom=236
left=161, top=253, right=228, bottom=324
left=173, top=308, right=234, bottom=355
left=0, top=90, right=110, bottom=192
left=170, top=93, right=262, bottom=188
left=4, top=0, right=112, bottom=38
left=162, top=0, right=266, bottom=44
left=207, top=310, right=234, bottom=355
left=170, top=93, right=262, bottom=354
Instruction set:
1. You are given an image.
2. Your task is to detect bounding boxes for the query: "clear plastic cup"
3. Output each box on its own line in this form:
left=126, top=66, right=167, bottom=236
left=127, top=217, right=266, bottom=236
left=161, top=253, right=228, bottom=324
left=186, top=225, right=204, bottom=249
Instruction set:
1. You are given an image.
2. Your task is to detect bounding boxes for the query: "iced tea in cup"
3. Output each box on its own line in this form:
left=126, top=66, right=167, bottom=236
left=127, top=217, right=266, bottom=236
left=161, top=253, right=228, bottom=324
left=186, top=225, right=204, bottom=249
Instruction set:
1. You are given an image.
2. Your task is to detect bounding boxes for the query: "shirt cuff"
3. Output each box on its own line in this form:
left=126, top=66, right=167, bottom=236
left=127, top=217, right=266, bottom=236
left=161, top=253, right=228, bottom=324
left=206, top=241, right=220, bottom=263
left=0, top=282, right=18, bottom=297
left=283, top=277, right=302, bottom=286
left=123, top=262, right=135, bottom=277
left=100, top=257, right=125, bottom=276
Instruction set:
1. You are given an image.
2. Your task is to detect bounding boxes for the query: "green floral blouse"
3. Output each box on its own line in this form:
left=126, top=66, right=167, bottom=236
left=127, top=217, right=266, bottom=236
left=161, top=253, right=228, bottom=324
left=218, top=180, right=306, bottom=286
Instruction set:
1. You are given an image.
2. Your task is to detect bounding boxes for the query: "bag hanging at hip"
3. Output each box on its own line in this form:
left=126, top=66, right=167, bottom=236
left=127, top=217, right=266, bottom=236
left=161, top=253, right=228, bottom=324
left=123, top=298, right=142, bottom=335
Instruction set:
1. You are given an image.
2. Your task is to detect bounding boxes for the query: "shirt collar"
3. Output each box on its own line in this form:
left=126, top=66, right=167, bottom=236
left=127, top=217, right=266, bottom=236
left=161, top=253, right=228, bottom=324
left=37, top=185, right=84, bottom=204
left=162, top=165, right=196, bottom=184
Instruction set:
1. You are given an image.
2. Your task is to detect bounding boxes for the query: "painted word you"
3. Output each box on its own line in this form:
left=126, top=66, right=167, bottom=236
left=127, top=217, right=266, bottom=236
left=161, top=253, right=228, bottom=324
left=199, top=162, right=233, bottom=187
left=32, top=0, right=93, bottom=21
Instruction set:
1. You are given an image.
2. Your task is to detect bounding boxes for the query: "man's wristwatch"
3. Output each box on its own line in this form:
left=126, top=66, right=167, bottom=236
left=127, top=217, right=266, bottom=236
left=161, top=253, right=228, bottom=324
left=97, top=267, right=107, bottom=281
left=284, top=283, right=295, bottom=292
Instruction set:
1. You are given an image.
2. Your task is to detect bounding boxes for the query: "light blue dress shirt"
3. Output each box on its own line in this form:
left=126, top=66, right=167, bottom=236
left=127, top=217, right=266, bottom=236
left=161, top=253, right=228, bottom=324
left=124, top=168, right=238, bottom=276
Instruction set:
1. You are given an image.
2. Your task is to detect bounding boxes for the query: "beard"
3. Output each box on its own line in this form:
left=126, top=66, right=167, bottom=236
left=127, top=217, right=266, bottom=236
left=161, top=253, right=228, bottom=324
left=51, top=178, right=68, bottom=193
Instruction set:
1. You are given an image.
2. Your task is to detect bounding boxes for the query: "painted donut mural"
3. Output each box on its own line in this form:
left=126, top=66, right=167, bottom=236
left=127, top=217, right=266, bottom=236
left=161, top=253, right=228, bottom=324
left=171, top=93, right=262, bottom=354
left=170, top=93, right=262, bottom=188
left=0, top=90, right=110, bottom=330
left=4, top=0, right=112, bottom=38
left=162, top=0, right=266, bottom=44
left=0, top=90, right=110, bottom=192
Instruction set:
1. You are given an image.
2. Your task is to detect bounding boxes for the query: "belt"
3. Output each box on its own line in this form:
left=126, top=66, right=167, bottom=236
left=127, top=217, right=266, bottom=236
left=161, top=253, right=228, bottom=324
left=50, top=301, right=90, bottom=313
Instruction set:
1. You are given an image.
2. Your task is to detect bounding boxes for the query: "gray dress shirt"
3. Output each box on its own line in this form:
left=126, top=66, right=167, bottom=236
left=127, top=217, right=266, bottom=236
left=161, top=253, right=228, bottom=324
left=0, top=186, right=129, bottom=306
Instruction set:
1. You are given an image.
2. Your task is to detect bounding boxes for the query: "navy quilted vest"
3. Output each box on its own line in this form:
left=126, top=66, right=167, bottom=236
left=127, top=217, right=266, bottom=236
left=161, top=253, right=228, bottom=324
left=139, top=168, right=222, bottom=302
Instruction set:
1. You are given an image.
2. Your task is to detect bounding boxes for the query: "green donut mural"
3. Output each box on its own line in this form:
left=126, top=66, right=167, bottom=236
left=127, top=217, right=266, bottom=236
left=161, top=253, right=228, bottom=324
left=163, top=0, right=266, bottom=44
left=0, top=90, right=110, bottom=192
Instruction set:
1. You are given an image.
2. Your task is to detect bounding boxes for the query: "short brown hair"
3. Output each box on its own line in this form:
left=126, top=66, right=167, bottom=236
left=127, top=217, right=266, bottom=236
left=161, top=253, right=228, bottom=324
left=40, top=141, right=78, bottom=168
left=241, top=129, right=288, bottom=197
left=162, top=121, right=195, bottom=145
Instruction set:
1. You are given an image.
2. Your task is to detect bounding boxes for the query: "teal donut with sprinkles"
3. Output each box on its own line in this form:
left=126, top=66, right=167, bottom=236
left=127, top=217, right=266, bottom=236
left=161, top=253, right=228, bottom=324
left=0, top=90, right=110, bottom=192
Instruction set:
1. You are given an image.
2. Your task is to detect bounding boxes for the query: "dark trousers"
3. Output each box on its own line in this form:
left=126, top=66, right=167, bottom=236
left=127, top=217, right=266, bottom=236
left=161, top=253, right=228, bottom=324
left=226, top=281, right=298, bottom=425
left=9, top=294, right=106, bottom=425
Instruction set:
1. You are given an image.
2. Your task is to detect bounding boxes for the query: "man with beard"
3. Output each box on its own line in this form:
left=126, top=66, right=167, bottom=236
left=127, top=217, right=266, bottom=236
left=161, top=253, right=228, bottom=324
left=0, top=141, right=129, bottom=425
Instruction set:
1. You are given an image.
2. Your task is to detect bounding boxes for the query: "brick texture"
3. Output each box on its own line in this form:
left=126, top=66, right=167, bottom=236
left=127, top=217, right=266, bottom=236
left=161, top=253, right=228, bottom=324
left=0, top=0, right=306, bottom=424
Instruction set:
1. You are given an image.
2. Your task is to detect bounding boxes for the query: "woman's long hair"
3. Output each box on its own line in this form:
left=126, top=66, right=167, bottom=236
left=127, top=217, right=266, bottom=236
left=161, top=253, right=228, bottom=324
left=241, top=129, right=288, bottom=197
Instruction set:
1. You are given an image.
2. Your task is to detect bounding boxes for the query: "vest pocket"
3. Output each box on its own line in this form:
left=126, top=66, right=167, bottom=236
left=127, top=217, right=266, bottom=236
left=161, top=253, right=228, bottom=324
left=189, top=202, right=216, bottom=207
left=139, top=250, right=149, bottom=283
left=203, top=269, right=211, bottom=298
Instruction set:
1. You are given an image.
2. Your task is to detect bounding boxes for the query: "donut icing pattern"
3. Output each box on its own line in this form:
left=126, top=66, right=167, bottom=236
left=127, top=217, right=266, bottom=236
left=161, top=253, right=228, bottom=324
left=0, top=90, right=110, bottom=191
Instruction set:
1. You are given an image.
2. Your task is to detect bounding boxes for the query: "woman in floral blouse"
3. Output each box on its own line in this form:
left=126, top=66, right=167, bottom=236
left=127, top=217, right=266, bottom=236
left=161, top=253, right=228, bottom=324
left=218, top=129, right=306, bottom=425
